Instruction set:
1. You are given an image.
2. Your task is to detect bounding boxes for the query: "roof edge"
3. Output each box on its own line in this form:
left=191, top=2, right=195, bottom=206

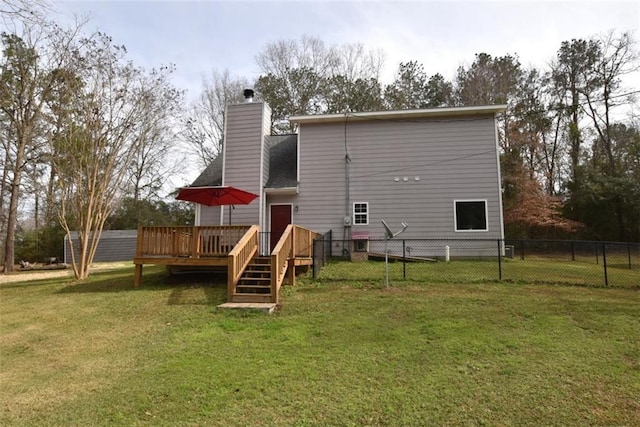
left=264, top=186, right=299, bottom=195
left=290, top=105, right=508, bottom=125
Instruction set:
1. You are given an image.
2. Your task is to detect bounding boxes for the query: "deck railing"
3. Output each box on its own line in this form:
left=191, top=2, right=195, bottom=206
left=271, top=224, right=294, bottom=302
left=268, top=225, right=319, bottom=302
left=135, top=224, right=320, bottom=301
left=294, top=226, right=321, bottom=257
left=227, top=225, right=260, bottom=300
left=136, top=226, right=251, bottom=258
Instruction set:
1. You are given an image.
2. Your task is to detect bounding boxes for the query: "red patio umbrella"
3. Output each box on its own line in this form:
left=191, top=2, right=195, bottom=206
left=176, top=186, right=259, bottom=224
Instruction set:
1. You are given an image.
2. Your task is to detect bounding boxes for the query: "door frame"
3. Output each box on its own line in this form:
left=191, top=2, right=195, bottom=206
left=268, top=203, right=293, bottom=250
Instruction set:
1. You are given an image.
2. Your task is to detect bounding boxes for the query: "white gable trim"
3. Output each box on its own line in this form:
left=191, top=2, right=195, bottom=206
left=290, top=105, right=507, bottom=125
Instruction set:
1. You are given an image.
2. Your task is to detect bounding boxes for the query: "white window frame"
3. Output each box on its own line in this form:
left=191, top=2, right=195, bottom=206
left=353, top=202, right=369, bottom=225
left=454, top=200, right=488, bottom=232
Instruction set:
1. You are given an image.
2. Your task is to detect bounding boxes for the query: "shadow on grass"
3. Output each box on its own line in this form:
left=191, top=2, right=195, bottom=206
left=0, top=277, right=72, bottom=290
left=165, top=271, right=227, bottom=306
left=55, top=268, right=229, bottom=306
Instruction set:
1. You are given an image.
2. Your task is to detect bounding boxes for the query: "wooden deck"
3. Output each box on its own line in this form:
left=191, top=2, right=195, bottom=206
left=133, top=225, right=319, bottom=304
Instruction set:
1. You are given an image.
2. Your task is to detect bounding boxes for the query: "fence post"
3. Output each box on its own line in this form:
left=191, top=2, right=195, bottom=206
left=312, top=238, right=318, bottom=279
left=595, top=243, right=599, bottom=265
left=628, top=243, right=632, bottom=270
left=571, top=241, right=575, bottom=261
left=497, top=239, right=502, bottom=281
left=520, top=239, right=525, bottom=260
left=402, top=239, right=406, bottom=280
left=602, top=243, right=608, bottom=287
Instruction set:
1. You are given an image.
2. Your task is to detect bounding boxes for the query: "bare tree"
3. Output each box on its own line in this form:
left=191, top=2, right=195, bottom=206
left=182, top=69, right=248, bottom=168
left=256, top=35, right=340, bottom=78
left=580, top=31, right=639, bottom=173
left=255, top=35, right=385, bottom=132
left=578, top=31, right=640, bottom=240
left=550, top=38, right=601, bottom=188
left=0, top=0, right=51, bottom=25
left=52, top=32, right=181, bottom=279
left=125, top=68, right=183, bottom=221
left=0, top=21, right=83, bottom=272
left=332, top=42, right=384, bottom=82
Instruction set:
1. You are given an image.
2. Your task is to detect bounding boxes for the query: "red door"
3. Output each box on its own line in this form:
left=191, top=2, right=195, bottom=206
left=270, top=204, right=292, bottom=251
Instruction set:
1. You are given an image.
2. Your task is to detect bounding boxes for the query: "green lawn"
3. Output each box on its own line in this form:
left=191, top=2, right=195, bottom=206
left=317, top=256, right=640, bottom=288
left=1, top=264, right=639, bottom=426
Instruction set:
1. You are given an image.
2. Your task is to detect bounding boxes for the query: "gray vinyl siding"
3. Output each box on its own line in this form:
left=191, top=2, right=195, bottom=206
left=217, top=102, right=270, bottom=226
left=295, top=124, right=348, bottom=236
left=64, top=230, right=137, bottom=263
left=295, top=115, right=503, bottom=240
left=200, top=205, right=222, bottom=225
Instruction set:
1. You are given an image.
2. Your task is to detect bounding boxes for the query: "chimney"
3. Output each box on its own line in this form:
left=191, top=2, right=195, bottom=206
left=243, top=89, right=254, bottom=103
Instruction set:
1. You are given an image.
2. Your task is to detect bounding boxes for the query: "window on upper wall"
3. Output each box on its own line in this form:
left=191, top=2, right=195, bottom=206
left=353, top=202, right=369, bottom=225
left=454, top=200, right=488, bottom=231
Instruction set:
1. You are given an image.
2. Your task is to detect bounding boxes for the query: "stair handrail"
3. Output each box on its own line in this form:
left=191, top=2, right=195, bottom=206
left=270, top=224, right=294, bottom=302
left=227, top=225, right=260, bottom=301
left=293, top=225, right=321, bottom=257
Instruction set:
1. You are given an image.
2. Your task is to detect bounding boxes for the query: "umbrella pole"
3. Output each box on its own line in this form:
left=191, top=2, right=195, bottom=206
left=229, top=205, right=235, bottom=225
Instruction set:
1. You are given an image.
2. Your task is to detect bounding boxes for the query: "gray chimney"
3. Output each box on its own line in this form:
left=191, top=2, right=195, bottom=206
left=243, top=89, right=254, bottom=103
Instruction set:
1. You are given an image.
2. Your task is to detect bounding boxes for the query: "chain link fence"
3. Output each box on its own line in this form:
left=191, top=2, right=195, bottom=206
left=311, top=237, right=640, bottom=288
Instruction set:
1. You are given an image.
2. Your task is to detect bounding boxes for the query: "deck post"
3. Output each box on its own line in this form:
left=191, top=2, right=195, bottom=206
left=136, top=226, right=144, bottom=257
left=288, top=259, right=295, bottom=286
left=290, top=227, right=296, bottom=286
left=134, top=264, right=143, bottom=287
left=192, top=226, right=200, bottom=258
left=227, top=255, right=235, bottom=302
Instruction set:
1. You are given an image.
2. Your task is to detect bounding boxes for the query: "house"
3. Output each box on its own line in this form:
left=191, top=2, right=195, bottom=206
left=190, top=90, right=506, bottom=258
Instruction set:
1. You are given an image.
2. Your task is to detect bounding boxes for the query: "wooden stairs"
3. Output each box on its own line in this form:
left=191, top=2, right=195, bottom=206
left=231, top=257, right=274, bottom=303
left=134, top=225, right=320, bottom=304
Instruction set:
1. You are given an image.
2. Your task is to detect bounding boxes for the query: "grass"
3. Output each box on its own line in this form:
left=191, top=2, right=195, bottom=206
left=317, top=256, right=640, bottom=288
left=1, top=263, right=639, bottom=426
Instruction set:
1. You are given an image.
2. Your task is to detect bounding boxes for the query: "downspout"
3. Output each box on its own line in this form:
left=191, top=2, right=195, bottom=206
left=494, top=113, right=505, bottom=242
left=220, top=105, right=228, bottom=225
left=343, top=112, right=351, bottom=253
left=258, top=102, right=266, bottom=234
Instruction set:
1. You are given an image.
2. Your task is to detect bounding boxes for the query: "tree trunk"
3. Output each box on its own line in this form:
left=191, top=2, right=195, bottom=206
left=569, top=79, right=580, bottom=186
left=0, top=145, right=9, bottom=265
left=3, top=170, right=21, bottom=273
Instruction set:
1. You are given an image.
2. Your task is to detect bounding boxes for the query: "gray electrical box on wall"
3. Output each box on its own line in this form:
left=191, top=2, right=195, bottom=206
left=343, top=216, right=352, bottom=225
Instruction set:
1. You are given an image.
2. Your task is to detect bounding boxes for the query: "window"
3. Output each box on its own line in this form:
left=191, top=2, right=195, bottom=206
left=353, top=202, right=369, bottom=225
left=455, top=200, right=488, bottom=231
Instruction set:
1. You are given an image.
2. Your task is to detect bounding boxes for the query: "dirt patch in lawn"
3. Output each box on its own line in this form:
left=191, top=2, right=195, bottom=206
left=0, top=262, right=133, bottom=284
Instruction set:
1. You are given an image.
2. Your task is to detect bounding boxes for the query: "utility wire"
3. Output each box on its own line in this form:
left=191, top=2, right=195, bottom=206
left=338, top=89, right=639, bottom=181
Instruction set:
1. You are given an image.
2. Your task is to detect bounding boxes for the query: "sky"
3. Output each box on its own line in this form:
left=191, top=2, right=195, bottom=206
left=52, top=0, right=640, bottom=102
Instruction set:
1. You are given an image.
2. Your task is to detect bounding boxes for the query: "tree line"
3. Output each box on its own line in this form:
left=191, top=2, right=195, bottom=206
left=187, top=33, right=639, bottom=244
left=2, top=2, right=639, bottom=278
left=1, top=3, right=189, bottom=276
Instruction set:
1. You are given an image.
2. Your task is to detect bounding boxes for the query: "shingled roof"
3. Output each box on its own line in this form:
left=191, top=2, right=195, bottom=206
left=188, top=134, right=298, bottom=189
left=265, top=134, right=297, bottom=188
left=190, top=154, right=223, bottom=187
